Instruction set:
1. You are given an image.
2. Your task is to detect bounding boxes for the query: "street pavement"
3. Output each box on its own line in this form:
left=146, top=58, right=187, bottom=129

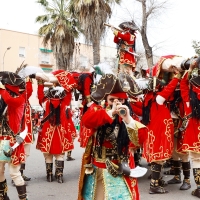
left=5, top=135, right=199, bottom=200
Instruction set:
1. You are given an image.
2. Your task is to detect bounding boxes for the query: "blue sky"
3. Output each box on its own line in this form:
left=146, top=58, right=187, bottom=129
left=0, top=0, right=199, bottom=57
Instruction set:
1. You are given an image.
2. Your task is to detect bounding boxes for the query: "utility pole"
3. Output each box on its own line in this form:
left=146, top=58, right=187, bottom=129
left=2, top=47, right=11, bottom=71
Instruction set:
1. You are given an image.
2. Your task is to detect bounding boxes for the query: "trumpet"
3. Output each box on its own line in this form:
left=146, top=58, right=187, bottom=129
left=119, top=108, right=127, bottom=116
left=103, top=23, right=123, bottom=32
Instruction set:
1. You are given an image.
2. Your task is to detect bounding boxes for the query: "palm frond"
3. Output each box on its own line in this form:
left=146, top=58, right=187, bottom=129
left=36, top=0, right=81, bottom=70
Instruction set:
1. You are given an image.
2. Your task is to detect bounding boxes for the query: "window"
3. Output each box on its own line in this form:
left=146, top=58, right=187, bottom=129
left=19, top=47, right=25, bottom=57
left=41, top=52, right=50, bottom=64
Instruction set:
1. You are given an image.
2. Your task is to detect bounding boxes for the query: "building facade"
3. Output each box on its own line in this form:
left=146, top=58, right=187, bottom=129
left=0, top=29, right=117, bottom=107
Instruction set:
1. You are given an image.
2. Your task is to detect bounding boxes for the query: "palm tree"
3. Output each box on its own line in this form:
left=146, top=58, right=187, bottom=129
left=69, top=0, right=121, bottom=65
left=35, top=0, right=80, bottom=70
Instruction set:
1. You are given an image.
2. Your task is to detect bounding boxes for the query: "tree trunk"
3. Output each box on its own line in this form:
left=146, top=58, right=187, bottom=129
left=141, top=32, right=153, bottom=69
left=92, top=40, right=100, bottom=65
left=140, top=0, right=153, bottom=70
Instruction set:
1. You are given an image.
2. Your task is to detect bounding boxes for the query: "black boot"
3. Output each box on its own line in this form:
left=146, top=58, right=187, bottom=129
left=55, top=160, right=64, bottom=183
left=180, top=161, right=191, bottom=190
left=192, top=168, right=200, bottom=198
left=46, top=163, right=53, bottom=182
left=149, top=163, right=168, bottom=194
left=158, top=176, right=168, bottom=187
left=0, top=179, right=10, bottom=200
left=147, top=163, right=152, bottom=179
left=66, top=151, right=75, bottom=161
left=20, top=164, right=31, bottom=181
left=163, top=158, right=173, bottom=168
left=16, top=185, right=27, bottom=200
left=167, top=160, right=181, bottom=184
left=164, top=159, right=175, bottom=175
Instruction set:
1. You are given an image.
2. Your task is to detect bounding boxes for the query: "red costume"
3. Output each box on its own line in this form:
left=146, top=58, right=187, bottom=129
left=0, top=80, right=32, bottom=165
left=180, top=72, right=200, bottom=152
left=36, top=70, right=77, bottom=184
left=179, top=68, right=200, bottom=198
left=24, top=79, right=33, bottom=144
left=141, top=75, right=181, bottom=194
left=78, top=103, right=147, bottom=200
left=143, top=77, right=180, bottom=163
left=0, top=72, right=30, bottom=200
left=163, top=87, right=191, bottom=190
left=129, top=97, right=143, bottom=121
left=146, top=55, right=176, bottom=77
left=36, top=83, right=75, bottom=154
left=112, top=21, right=138, bottom=76
left=78, top=73, right=148, bottom=200
left=72, top=72, right=93, bottom=108
left=71, top=72, right=94, bottom=148
left=114, top=31, right=136, bottom=68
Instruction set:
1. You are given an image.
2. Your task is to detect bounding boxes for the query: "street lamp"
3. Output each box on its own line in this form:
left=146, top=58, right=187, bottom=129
left=3, top=47, right=11, bottom=71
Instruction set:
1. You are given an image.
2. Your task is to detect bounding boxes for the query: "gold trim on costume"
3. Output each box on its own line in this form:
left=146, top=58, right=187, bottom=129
left=123, top=176, right=136, bottom=200
left=126, top=127, right=139, bottom=147
left=126, top=121, right=146, bottom=147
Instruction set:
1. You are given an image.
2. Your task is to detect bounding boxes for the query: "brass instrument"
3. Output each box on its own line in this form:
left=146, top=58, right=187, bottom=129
left=103, top=23, right=123, bottom=32
left=119, top=108, right=126, bottom=116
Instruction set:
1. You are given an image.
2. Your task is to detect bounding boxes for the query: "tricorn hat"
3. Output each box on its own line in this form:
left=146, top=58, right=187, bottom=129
left=189, top=67, right=200, bottom=87
left=146, top=77, right=163, bottom=92
left=45, top=87, right=66, bottom=99
left=190, top=76, right=200, bottom=87
left=119, top=21, right=138, bottom=31
left=91, top=73, right=142, bottom=102
left=0, top=71, right=25, bottom=89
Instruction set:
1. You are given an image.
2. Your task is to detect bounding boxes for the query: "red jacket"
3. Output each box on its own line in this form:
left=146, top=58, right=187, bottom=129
left=36, top=84, right=75, bottom=154
left=0, top=81, right=32, bottom=165
left=114, top=31, right=136, bottom=66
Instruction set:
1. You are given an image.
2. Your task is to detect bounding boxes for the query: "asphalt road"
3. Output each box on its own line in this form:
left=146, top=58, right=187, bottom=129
left=4, top=135, right=199, bottom=200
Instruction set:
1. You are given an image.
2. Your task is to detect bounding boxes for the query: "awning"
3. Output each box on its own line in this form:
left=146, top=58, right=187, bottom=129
left=40, top=48, right=53, bottom=53
left=41, top=68, right=53, bottom=72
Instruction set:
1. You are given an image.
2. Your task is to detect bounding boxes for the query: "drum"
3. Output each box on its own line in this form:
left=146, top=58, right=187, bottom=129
left=0, top=140, right=11, bottom=162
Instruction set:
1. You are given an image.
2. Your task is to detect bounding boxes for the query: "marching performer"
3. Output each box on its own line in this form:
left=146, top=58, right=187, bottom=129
left=165, top=87, right=191, bottom=190
left=129, top=96, right=144, bottom=167
left=36, top=70, right=77, bottom=184
left=71, top=70, right=94, bottom=148
left=112, top=21, right=138, bottom=77
left=0, top=72, right=31, bottom=200
left=66, top=108, right=79, bottom=161
left=19, top=76, right=33, bottom=183
left=78, top=73, right=148, bottom=200
left=179, top=59, right=200, bottom=198
left=142, top=70, right=183, bottom=194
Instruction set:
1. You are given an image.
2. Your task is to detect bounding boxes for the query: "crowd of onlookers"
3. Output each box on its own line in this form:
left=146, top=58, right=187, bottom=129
left=31, top=109, right=44, bottom=134
left=71, top=108, right=80, bottom=133
left=31, top=107, right=81, bottom=134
